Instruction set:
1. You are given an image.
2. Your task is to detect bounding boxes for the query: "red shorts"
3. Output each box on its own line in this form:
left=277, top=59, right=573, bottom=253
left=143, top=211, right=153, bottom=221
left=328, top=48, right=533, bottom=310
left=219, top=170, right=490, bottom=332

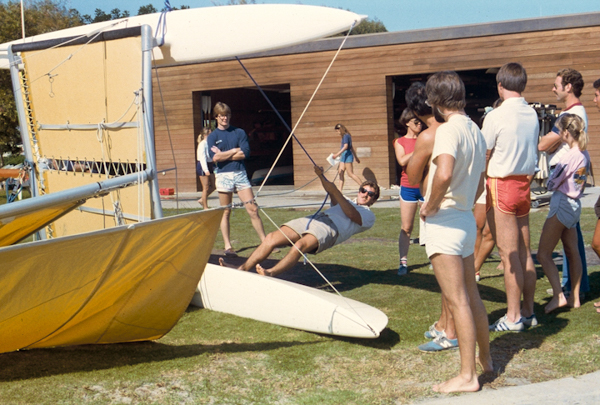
left=487, top=176, right=530, bottom=217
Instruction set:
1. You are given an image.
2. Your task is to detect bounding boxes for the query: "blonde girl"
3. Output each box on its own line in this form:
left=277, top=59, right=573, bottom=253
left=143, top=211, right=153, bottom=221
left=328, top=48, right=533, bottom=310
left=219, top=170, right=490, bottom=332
left=536, top=114, right=589, bottom=313
left=196, top=127, right=216, bottom=209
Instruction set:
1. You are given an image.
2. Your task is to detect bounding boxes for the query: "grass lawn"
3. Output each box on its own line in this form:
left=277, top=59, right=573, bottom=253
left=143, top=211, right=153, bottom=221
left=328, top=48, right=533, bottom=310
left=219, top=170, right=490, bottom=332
left=1, top=206, right=599, bottom=404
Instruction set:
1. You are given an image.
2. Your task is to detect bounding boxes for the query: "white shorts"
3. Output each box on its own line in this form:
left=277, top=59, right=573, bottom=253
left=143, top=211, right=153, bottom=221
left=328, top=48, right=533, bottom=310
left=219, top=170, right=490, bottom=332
left=424, top=208, right=476, bottom=258
left=215, top=170, right=252, bottom=193
left=283, top=213, right=339, bottom=254
left=548, top=191, right=580, bottom=229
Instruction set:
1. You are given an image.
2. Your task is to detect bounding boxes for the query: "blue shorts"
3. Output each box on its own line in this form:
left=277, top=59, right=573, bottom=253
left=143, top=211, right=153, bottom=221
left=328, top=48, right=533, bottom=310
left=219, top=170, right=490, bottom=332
left=340, top=150, right=354, bottom=163
left=196, top=161, right=214, bottom=177
left=400, top=186, right=424, bottom=203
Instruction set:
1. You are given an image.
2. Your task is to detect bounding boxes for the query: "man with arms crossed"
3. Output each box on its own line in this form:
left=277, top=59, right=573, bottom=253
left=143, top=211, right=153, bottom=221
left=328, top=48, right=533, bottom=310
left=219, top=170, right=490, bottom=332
left=220, top=165, right=379, bottom=277
left=405, top=82, right=458, bottom=352
left=420, top=71, right=492, bottom=392
left=483, top=62, right=540, bottom=331
left=538, top=68, right=590, bottom=301
left=208, top=102, right=267, bottom=256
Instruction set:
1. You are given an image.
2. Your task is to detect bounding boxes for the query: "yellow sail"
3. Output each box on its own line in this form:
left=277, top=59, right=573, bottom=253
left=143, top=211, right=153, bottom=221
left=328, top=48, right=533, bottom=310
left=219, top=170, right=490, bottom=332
left=0, top=209, right=222, bottom=354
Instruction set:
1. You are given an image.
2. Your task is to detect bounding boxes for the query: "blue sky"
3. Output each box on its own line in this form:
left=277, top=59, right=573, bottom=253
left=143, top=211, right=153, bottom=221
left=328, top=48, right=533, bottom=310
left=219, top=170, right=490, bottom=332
left=64, top=0, right=600, bottom=32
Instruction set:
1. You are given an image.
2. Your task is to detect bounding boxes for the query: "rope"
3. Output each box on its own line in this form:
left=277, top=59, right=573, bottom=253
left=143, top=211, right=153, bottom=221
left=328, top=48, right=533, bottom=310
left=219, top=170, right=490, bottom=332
left=235, top=19, right=357, bottom=199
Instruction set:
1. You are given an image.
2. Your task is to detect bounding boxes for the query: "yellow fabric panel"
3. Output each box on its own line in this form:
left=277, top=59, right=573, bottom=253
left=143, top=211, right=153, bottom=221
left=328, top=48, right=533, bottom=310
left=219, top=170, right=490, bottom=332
left=44, top=170, right=152, bottom=238
left=22, top=37, right=144, bottom=162
left=0, top=209, right=222, bottom=354
left=0, top=201, right=81, bottom=246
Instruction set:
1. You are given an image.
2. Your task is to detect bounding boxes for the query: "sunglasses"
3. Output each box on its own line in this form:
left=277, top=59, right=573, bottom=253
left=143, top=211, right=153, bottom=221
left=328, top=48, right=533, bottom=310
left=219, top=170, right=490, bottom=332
left=409, top=119, right=422, bottom=126
left=359, top=187, right=376, bottom=197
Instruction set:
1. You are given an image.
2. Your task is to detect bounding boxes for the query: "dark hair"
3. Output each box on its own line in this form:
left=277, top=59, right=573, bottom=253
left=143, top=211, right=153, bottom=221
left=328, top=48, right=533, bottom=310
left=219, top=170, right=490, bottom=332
left=593, top=78, right=600, bottom=90
left=405, top=82, right=432, bottom=116
left=334, top=123, right=349, bottom=135
left=497, top=62, right=527, bottom=93
left=557, top=68, right=584, bottom=98
left=426, top=71, right=466, bottom=110
left=399, top=108, right=418, bottom=127
left=360, top=180, right=380, bottom=203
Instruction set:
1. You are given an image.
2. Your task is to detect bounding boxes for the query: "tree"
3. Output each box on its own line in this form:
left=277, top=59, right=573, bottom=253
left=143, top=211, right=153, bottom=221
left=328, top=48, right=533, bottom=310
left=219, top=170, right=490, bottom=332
left=0, top=0, right=82, bottom=164
left=350, top=17, right=387, bottom=35
left=138, top=5, right=158, bottom=15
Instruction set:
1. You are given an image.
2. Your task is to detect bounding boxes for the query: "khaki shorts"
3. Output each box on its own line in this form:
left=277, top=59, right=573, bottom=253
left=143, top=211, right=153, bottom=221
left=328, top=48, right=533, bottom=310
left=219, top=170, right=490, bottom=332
left=283, top=213, right=339, bottom=254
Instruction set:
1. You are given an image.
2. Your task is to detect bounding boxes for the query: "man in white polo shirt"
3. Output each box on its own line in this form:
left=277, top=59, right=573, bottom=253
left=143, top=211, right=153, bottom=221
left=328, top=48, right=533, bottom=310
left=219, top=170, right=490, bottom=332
left=482, top=62, right=540, bottom=332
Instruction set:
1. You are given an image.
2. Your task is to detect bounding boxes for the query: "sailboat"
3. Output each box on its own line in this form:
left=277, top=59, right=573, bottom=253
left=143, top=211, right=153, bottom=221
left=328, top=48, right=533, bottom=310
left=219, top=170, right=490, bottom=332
left=0, top=5, right=367, bottom=354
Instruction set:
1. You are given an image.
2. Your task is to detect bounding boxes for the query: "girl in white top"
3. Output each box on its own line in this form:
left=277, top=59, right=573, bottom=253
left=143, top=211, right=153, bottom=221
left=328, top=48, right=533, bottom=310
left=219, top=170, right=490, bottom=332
left=196, top=127, right=216, bottom=209
left=536, top=114, right=589, bottom=314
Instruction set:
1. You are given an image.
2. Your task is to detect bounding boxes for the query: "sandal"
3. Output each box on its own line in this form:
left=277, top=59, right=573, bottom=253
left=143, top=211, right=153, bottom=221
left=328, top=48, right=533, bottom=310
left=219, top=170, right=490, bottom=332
left=224, top=248, right=237, bottom=257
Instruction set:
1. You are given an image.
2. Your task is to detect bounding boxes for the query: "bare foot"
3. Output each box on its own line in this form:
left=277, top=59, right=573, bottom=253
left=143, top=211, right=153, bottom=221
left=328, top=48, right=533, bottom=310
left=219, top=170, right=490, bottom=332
left=433, top=374, right=479, bottom=393
left=256, top=264, right=273, bottom=276
left=218, top=257, right=240, bottom=270
left=595, top=302, right=600, bottom=313
left=545, top=293, right=569, bottom=314
left=476, top=356, right=494, bottom=374
left=567, top=295, right=581, bottom=309
left=496, top=262, right=504, bottom=271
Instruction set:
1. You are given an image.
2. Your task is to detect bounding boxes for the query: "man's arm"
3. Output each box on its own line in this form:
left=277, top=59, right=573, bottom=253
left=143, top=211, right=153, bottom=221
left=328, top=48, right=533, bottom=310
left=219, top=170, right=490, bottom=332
left=211, top=146, right=244, bottom=162
left=420, top=153, right=454, bottom=218
left=538, top=131, right=562, bottom=153
left=406, top=132, right=434, bottom=186
left=314, top=165, right=362, bottom=225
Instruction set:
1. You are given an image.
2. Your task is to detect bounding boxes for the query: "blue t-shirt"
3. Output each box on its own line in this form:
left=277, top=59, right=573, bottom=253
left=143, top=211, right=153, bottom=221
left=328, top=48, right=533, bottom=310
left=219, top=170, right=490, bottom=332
left=207, top=126, right=251, bottom=173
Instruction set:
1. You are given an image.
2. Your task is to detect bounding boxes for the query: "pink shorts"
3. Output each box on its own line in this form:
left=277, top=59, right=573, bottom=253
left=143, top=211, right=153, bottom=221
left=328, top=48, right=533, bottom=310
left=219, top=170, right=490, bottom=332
left=487, top=176, right=530, bottom=217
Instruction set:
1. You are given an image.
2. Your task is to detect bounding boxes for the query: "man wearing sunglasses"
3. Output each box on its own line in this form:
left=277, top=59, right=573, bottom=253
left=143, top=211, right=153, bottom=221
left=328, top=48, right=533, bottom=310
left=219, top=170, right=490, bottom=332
left=220, top=165, right=379, bottom=277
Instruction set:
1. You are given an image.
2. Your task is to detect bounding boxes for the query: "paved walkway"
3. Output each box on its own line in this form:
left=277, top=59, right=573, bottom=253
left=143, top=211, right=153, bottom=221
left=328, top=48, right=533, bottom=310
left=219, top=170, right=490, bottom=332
left=162, top=185, right=600, bottom=405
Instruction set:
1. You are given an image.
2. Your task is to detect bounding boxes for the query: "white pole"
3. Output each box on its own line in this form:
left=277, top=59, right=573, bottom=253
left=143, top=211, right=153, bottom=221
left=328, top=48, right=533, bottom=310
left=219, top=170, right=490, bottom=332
left=20, top=0, right=26, bottom=39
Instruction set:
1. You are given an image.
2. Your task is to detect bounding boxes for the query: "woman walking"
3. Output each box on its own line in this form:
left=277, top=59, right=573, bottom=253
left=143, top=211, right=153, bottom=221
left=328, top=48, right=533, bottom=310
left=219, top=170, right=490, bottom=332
left=332, top=123, right=363, bottom=191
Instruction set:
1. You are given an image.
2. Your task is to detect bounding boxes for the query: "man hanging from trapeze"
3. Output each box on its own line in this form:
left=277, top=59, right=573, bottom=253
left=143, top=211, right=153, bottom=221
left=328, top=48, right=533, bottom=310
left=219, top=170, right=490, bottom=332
left=219, top=165, right=379, bottom=277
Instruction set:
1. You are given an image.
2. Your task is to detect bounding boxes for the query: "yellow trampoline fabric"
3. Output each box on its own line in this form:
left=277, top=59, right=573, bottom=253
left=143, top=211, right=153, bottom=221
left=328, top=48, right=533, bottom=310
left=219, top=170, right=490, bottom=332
left=0, top=209, right=222, bottom=354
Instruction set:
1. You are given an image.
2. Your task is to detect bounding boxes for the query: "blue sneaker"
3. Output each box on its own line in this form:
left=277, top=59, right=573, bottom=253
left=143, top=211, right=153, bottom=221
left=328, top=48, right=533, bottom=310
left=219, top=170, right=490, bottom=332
left=397, top=264, right=408, bottom=276
left=418, top=334, right=459, bottom=352
left=424, top=322, right=444, bottom=340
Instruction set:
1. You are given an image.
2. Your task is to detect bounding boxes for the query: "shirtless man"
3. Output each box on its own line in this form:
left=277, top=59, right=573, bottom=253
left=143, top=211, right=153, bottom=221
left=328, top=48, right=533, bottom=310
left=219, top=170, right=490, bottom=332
left=220, top=165, right=379, bottom=277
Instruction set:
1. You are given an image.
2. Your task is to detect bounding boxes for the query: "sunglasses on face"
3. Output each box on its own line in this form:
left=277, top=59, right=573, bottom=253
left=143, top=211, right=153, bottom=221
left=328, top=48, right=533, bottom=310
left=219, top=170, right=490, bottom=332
left=359, top=187, right=376, bottom=197
left=409, top=119, right=422, bottom=126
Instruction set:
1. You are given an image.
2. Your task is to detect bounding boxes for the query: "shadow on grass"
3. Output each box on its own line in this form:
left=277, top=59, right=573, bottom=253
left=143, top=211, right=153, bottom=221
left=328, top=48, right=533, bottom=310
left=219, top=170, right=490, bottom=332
left=0, top=339, right=321, bottom=383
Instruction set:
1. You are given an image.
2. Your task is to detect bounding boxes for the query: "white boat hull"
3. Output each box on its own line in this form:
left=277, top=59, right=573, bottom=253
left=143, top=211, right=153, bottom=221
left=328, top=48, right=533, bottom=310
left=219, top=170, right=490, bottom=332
left=0, top=5, right=364, bottom=69
left=191, top=263, right=388, bottom=339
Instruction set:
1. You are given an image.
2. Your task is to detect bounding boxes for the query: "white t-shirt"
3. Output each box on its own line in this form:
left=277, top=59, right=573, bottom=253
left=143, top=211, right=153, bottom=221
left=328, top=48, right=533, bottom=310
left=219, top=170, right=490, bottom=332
left=482, top=97, right=539, bottom=178
left=425, top=114, right=487, bottom=211
left=548, top=104, right=588, bottom=167
left=325, top=197, right=375, bottom=245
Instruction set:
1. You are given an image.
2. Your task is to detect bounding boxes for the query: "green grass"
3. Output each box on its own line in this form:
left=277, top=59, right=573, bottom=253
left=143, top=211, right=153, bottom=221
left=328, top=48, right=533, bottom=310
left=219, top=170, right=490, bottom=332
left=1, top=207, right=599, bottom=404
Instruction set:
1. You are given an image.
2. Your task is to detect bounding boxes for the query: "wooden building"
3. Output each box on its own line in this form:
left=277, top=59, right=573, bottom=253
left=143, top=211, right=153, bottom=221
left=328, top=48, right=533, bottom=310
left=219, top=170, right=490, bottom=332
left=152, top=12, right=600, bottom=192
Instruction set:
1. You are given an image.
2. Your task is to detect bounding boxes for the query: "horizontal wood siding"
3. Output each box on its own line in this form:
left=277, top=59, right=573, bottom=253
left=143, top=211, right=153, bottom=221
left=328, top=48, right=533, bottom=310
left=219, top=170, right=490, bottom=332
left=153, top=25, right=600, bottom=192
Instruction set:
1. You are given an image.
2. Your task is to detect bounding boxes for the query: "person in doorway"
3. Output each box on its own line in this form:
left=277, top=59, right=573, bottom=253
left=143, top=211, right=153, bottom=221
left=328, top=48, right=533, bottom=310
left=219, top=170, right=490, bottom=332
left=207, top=102, right=267, bottom=257
left=196, top=127, right=216, bottom=210
left=394, top=108, right=424, bottom=275
left=332, top=123, right=363, bottom=191
left=220, top=165, right=378, bottom=277
left=420, top=71, right=492, bottom=392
